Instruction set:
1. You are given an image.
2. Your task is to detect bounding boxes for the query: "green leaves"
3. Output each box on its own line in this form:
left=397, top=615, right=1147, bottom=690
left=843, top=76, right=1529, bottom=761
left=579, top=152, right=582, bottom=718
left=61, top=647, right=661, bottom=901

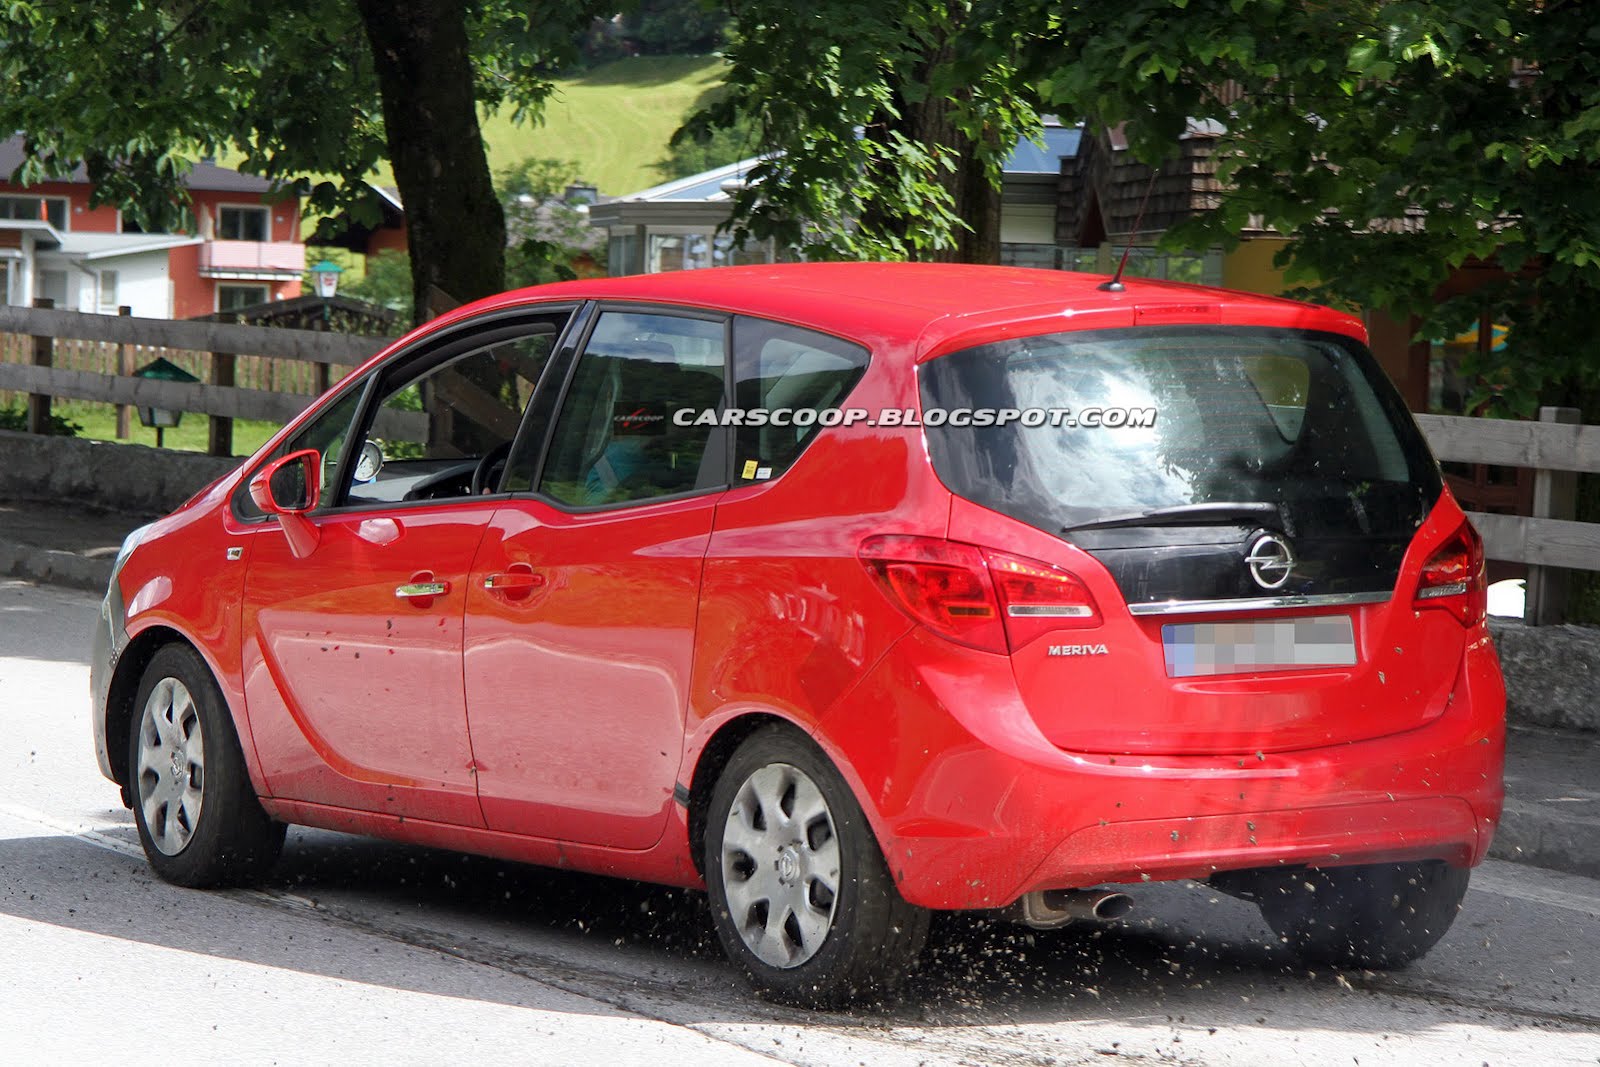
left=692, top=0, right=1042, bottom=261
left=1025, top=0, right=1600, bottom=410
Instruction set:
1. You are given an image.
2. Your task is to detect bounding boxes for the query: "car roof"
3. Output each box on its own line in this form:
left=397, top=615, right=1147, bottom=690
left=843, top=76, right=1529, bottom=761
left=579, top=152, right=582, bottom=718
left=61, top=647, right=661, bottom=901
left=439, top=262, right=1368, bottom=360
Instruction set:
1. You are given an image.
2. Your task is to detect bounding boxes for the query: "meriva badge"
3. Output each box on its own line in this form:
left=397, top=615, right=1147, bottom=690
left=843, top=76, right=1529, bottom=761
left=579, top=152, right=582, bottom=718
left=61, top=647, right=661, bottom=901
left=1048, top=644, right=1109, bottom=657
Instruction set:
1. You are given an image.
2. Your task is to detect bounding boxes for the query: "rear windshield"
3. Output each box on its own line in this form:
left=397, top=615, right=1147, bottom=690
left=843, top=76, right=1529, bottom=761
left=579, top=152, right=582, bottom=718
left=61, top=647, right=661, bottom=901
left=920, top=326, right=1441, bottom=534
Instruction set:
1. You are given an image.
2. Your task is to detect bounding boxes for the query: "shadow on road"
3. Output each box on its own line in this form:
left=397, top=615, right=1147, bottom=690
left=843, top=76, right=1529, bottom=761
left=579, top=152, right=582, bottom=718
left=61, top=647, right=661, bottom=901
left=2, top=818, right=1565, bottom=1046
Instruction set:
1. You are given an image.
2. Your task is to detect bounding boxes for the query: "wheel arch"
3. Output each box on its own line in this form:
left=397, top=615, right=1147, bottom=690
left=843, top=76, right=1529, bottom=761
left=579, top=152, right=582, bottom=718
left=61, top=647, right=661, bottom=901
left=105, top=625, right=251, bottom=799
left=684, top=712, right=888, bottom=881
left=105, top=626, right=192, bottom=794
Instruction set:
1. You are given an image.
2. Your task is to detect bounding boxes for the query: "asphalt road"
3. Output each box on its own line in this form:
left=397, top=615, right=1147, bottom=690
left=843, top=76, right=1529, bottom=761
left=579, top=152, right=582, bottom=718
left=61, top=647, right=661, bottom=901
left=2, top=578, right=1598, bottom=1066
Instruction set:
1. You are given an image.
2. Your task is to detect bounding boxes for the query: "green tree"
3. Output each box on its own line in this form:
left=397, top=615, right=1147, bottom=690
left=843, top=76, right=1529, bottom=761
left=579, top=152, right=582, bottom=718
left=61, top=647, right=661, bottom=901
left=622, top=0, right=728, bottom=56
left=498, top=157, right=606, bottom=287
left=0, top=0, right=601, bottom=324
left=1031, top=0, right=1600, bottom=418
left=683, top=0, right=1044, bottom=262
left=657, top=109, right=757, bottom=181
left=341, top=249, right=414, bottom=315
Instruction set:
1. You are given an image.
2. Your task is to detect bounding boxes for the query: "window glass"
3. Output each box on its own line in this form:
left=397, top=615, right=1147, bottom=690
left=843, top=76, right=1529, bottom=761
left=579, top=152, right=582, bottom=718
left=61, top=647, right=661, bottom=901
left=235, top=385, right=366, bottom=521
left=218, top=284, right=268, bottom=312
left=732, top=316, right=868, bottom=482
left=920, top=326, right=1441, bottom=537
left=344, top=328, right=559, bottom=506
left=97, top=270, right=119, bottom=312
left=218, top=206, right=269, bottom=242
left=539, top=311, right=726, bottom=507
left=0, top=195, right=67, bottom=229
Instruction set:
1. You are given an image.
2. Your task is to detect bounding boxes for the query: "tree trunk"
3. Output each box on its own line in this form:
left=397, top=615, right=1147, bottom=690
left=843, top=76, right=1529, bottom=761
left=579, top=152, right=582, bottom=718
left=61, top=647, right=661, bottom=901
left=356, top=0, right=505, bottom=324
left=872, top=35, right=1003, bottom=265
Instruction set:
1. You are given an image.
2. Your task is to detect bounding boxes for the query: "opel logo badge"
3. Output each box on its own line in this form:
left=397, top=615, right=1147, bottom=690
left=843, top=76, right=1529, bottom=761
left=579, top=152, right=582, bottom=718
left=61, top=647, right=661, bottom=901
left=1246, top=533, right=1295, bottom=590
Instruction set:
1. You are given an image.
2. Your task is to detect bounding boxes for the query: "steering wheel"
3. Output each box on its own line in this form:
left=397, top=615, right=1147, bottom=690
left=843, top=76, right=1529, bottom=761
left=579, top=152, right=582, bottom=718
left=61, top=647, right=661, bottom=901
left=471, top=440, right=514, bottom=496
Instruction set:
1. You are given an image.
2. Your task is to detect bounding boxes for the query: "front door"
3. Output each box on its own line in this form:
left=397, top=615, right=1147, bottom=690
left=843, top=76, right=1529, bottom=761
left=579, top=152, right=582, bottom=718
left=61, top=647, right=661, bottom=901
left=242, top=505, right=494, bottom=824
left=464, top=308, right=729, bottom=848
left=239, top=310, right=572, bottom=825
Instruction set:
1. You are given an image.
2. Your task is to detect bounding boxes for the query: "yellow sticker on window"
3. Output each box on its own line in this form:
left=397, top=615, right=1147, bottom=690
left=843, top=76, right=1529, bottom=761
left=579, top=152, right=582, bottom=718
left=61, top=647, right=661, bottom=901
left=741, top=459, right=759, bottom=479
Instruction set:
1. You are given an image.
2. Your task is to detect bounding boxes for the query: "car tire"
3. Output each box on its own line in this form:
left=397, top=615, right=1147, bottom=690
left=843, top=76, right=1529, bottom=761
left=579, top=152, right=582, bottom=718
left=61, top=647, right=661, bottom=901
left=1256, top=860, right=1470, bottom=969
left=128, top=644, right=285, bottom=888
left=704, top=725, right=930, bottom=1007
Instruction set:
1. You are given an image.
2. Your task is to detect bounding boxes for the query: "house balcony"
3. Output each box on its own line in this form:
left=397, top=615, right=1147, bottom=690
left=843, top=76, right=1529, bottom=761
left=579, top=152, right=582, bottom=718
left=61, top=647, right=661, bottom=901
left=198, top=239, right=305, bottom=280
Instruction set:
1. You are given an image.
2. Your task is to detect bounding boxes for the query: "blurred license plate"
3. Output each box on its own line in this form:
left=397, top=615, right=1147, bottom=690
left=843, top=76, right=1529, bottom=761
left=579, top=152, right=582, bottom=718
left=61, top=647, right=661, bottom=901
left=1162, top=616, right=1356, bottom=678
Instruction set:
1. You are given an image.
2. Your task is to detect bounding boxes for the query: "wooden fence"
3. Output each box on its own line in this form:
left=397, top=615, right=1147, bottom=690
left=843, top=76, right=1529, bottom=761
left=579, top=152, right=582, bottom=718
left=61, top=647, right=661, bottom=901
left=0, top=303, right=395, bottom=456
left=1417, top=407, right=1596, bottom=624
left=2, top=305, right=1598, bottom=622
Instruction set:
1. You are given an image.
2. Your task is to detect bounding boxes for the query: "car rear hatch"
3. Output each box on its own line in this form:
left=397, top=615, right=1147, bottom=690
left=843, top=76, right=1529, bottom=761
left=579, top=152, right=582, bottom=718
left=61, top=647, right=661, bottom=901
left=916, top=323, right=1474, bottom=755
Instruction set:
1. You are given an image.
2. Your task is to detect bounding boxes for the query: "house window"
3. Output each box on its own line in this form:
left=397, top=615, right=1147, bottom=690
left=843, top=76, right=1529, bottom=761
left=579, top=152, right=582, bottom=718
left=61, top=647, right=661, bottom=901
left=0, top=195, right=68, bottom=230
left=97, top=270, right=119, bottom=312
left=120, top=212, right=168, bottom=235
left=218, top=284, right=269, bottom=312
left=218, top=205, right=270, bottom=242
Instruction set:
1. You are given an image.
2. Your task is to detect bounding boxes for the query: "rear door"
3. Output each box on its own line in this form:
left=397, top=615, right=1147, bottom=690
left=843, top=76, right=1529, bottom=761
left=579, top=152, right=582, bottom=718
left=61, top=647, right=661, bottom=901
left=463, top=307, right=728, bottom=848
left=924, top=323, right=1460, bottom=755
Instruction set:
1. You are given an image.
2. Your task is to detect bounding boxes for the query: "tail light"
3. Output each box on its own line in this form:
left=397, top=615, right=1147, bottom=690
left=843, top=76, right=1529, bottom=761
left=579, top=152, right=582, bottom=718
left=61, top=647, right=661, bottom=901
left=1413, top=522, right=1486, bottom=625
left=859, top=535, right=1100, bottom=654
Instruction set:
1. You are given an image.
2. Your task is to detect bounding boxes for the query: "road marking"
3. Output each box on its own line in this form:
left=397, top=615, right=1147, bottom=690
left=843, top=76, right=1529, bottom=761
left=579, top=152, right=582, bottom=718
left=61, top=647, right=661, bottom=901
left=0, top=800, right=328, bottom=913
left=0, top=800, right=144, bottom=859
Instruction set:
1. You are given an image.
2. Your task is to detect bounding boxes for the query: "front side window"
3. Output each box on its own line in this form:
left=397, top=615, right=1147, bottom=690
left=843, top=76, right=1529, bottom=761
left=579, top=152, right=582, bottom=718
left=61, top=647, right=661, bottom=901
left=218, top=206, right=269, bottom=242
left=235, top=313, right=569, bottom=520
left=538, top=310, right=726, bottom=507
left=234, top=385, right=366, bottom=521
left=342, top=326, right=562, bottom=506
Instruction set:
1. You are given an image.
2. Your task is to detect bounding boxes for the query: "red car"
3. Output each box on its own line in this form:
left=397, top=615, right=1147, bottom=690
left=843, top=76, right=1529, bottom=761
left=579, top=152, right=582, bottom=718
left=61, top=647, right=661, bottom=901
left=91, top=263, right=1504, bottom=1005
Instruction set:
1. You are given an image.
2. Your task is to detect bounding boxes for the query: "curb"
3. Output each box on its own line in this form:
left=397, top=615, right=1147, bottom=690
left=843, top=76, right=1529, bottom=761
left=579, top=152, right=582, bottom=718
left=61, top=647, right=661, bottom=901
left=1490, top=798, right=1600, bottom=880
left=0, top=537, right=113, bottom=594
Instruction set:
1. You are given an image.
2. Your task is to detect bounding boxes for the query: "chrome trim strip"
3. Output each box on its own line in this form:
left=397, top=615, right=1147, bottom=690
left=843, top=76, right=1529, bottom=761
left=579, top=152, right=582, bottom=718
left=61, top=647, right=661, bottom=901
left=1128, top=591, right=1391, bottom=616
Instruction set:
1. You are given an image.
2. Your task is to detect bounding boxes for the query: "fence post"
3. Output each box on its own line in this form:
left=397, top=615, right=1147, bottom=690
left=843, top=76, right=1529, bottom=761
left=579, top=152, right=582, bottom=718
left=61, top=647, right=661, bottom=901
left=1525, top=405, right=1581, bottom=625
left=114, top=305, right=133, bottom=439
left=27, top=297, right=53, bottom=434
left=310, top=311, right=332, bottom=396
left=209, top=349, right=235, bottom=456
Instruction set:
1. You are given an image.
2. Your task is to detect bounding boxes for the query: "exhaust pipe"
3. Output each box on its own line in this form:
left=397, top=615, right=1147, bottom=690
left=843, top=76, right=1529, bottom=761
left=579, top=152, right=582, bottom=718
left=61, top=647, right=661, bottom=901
left=1008, top=888, right=1135, bottom=930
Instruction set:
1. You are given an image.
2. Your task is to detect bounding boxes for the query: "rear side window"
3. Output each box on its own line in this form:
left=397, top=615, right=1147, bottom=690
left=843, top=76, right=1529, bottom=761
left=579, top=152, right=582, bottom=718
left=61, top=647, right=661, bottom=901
left=920, top=326, right=1441, bottom=536
left=731, top=316, right=868, bottom=482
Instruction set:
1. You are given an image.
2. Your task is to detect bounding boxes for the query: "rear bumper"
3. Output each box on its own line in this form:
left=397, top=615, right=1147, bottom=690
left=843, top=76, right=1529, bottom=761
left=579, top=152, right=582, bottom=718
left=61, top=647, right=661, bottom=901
left=815, top=627, right=1506, bottom=911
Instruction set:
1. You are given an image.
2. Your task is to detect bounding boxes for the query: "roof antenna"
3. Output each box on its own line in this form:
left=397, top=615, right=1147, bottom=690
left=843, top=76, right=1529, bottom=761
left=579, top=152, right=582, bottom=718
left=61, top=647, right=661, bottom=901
left=1098, top=168, right=1161, bottom=292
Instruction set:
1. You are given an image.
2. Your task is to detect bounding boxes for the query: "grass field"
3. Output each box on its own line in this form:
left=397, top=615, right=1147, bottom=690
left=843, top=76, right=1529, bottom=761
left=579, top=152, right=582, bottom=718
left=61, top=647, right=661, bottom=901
left=348, top=55, right=728, bottom=198
left=490, top=54, right=729, bottom=195
left=51, top=401, right=280, bottom=457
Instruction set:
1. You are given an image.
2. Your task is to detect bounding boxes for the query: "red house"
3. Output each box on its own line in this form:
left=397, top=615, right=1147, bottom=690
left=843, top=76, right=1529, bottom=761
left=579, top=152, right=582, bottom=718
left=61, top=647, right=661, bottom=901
left=0, top=136, right=305, bottom=319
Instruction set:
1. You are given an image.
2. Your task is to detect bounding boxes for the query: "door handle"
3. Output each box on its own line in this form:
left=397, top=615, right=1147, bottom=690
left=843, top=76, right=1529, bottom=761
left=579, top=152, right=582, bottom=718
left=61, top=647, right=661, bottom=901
left=483, top=563, right=543, bottom=601
left=395, top=581, right=450, bottom=598
left=482, top=572, right=544, bottom=591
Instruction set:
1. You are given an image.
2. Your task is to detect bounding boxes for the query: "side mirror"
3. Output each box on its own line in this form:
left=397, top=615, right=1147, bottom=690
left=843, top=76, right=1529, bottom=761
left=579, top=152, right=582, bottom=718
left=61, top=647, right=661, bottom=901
left=248, top=449, right=322, bottom=558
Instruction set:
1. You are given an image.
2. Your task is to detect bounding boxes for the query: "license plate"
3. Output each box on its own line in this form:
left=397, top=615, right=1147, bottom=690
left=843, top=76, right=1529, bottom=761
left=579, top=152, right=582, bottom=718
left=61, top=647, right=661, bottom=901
left=1162, top=615, right=1357, bottom=678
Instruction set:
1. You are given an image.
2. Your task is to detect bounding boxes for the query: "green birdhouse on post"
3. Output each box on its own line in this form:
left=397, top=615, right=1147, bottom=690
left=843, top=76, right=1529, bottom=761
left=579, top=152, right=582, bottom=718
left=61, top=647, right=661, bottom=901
left=133, top=357, right=200, bottom=449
